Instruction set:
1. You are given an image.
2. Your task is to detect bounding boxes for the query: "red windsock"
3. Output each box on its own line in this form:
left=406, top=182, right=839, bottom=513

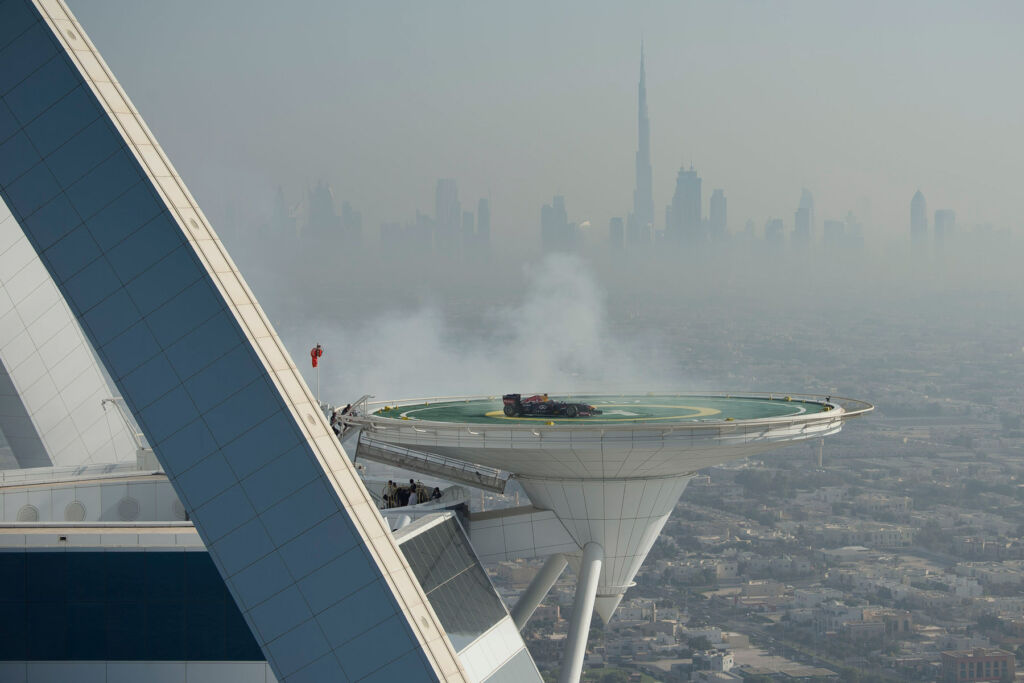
left=311, top=344, right=323, bottom=368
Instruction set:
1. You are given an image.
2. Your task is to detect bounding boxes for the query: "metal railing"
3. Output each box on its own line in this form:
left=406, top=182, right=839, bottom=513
left=356, top=435, right=508, bottom=493
left=339, top=392, right=873, bottom=435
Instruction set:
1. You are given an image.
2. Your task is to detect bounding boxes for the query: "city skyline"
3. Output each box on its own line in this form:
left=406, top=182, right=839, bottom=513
left=68, top=1, right=1024, bottom=246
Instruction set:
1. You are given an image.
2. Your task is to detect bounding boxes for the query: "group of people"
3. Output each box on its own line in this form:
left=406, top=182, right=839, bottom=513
left=382, top=479, right=442, bottom=508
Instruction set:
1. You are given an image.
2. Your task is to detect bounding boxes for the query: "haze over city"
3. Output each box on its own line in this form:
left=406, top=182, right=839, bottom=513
left=70, top=0, right=1024, bottom=245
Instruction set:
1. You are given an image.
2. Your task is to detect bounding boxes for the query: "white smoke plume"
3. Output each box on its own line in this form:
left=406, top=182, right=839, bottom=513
left=293, top=253, right=679, bottom=403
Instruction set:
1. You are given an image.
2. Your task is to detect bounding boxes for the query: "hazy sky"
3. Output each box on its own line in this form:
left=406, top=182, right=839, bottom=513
left=69, top=1, right=1023, bottom=243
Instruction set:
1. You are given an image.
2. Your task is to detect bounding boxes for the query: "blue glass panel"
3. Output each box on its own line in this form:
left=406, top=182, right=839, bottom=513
left=249, top=585, right=312, bottom=643
left=144, top=276, right=224, bottom=347
left=19, top=192, right=81, bottom=249
left=242, top=444, right=320, bottom=514
left=195, top=484, right=255, bottom=542
left=67, top=601, right=105, bottom=660
left=120, top=354, right=180, bottom=411
left=0, top=23, right=57, bottom=95
left=46, top=117, right=122, bottom=186
left=106, top=601, right=145, bottom=659
left=317, top=579, right=394, bottom=649
left=297, top=546, right=374, bottom=614
left=60, top=248, right=120, bottom=311
left=260, top=479, right=336, bottom=547
left=85, top=180, right=163, bottom=250
left=23, top=85, right=101, bottom=155
left=185, top=598, right=225, bottom=660
left=370, top=648, right=436, bottom=683
left=105, top=550, right=146, bottom=603
left=4, top=160, right=60, bottom=218
left=0, top=1, right=38, bottom=52
left=165, top=311, right=244, bottom=380
left=67, top=551, right=106, bottom=602
left=0, top=601, right=27, bottom=659
left=264, top=618, right=331, bottom=678
left=0, top=132, right=40, bottom=185
left=145, top=550, right=185, bottom=602
left=203, top=375, right=283, bottom=445
left=184, top=344, right=263, bottom=413
left=27, top=550, right=66, bottom=602
left=127, top=244, right=204, bottom=315
left=0, top=100, right=18, bottom=143
left=106, top=212, right=184, bottom=283
left=175, top=451, right=235, bottom=509
left=27, top=604, right=68, bottom=659
left=153, top=417, right=217, bottom=476
left=100, top=318, right=163, bottom=379
left=0, top=552, right=26, bottom=602
left=287, top=653, right=347, bottom=683
left=184, top=551, right=225, bottom=602
left=135, top=385, right=199, bottom=443
left=80, top=289, right=140, bottom=346
left=230, top=551, right=293, bottom=611
left=336, top=613, right=417, bottom=681
left=4, top=53, right=78, bottom=123
left=224, top=601, right=264, bottom=660
left=146, top=600, right=184, bottom=660
left=40, top=223, right=101, bottom=282
left=0, top=551, right=264, bottom=661
left=210, top=518, right=275, bottom=577
left=220, top=409, right=303, bottom=479
left=64, top=148, right=142, bottom=219
left=279, top=513, right=359, bottom=581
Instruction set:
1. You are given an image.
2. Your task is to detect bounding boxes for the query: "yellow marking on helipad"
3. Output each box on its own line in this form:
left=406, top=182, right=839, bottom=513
left=482, top=404, right=721, bottom=422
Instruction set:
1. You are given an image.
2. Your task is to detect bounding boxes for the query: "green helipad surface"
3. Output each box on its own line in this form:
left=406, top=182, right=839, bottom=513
left=373, top=395, right=828, bottom=425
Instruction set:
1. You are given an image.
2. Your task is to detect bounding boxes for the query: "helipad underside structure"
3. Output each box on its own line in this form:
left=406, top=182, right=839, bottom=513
left=346, top=393, right=872, bottom=683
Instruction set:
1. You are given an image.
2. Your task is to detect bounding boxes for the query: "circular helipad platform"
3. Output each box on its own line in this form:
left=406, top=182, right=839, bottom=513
left=374, top=394, right=827, bottom=425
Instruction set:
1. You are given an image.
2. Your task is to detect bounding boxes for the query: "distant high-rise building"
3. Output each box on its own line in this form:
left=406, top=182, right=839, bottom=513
left=627, top=44, right=655, bottom=246
left=934, top=209, right=955, bottom=244
left=709, top=189, right=727, bottom=240
left=910, top=190, right=928, bottom=245
left=823, top=219, right=845, bottom=248
left=793, top=188, right=814, bottom=244
left=541, top=195, right=577, bottom=250
left=434, top=178, right=460, bottom=252
left=667, top=166, right=702, bottom=243
left=609, top=217, right=625, bottom=249
left=305, top=181, right=341, bottom=240
left=764, top=218, right=785, bottom=245
left=845, top=211, right=864, bottom=248
left=477, top=198, right=491, bottom=248
left=341, top=200, right=363, bottom=244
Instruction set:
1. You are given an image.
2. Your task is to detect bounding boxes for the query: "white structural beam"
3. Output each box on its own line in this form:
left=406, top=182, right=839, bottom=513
left=510, top=553, right=567, bottom=630
left=558, top=542, right=603, bottom=683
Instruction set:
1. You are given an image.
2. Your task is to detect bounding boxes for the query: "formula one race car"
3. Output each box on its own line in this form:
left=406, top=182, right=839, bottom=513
left=502, top=393, right=602, bottom=418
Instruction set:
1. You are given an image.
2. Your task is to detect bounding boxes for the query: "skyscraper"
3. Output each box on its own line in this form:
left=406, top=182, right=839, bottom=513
left=667, top=166, right=702, bottom=243
left=434, top=178, right=460, bottom=252
left=541, top=195, right=577, bottom=250
left=627, top=44, right=654, bottom=246
left=709, top=189, right=727, bottom=240
left=477, top=198, right=491, bottom=248
left=911, top=190, right=928, bottom=245
left=793, top=188, right=814, bottom=244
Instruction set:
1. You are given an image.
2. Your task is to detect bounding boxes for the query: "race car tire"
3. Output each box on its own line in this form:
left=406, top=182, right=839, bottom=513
left=504, top=404, right=517, bottom=417
left=565, top=404, right=578, bottom=418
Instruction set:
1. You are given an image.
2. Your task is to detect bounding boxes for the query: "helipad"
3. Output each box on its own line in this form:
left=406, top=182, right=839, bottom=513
left=375, top=394, right=828, bottom=425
